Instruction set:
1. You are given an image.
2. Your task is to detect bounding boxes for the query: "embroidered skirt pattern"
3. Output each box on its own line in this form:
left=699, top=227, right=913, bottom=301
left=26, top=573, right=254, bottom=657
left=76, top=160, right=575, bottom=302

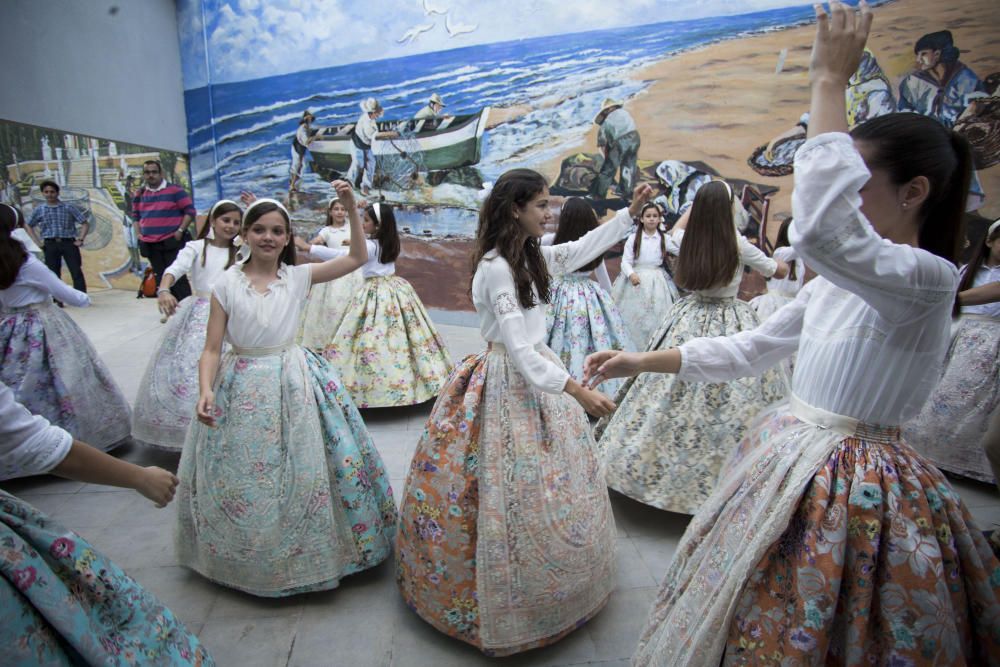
left=0, top=301, right=131, bottom=451
left=175, top=346, right=396, bottom=597
left=0, top=491, right=214, bottom=666
left=904, top=315, right=1000, bottom=483
left=633, top=402, right=1000, bottom=666
left=611, top=266, right=679, bottom=350
left=324, top=275, right=453, bottom=408
left=395, top=348, right=616, bottom=655
left=596, top=295, right=788, bottom=514
left=297, top=268, right=363, bottom=351
left=545, top=272, right=634, bottom=398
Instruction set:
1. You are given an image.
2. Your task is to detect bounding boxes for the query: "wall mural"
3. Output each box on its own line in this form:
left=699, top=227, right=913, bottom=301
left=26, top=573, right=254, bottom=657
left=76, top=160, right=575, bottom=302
left=0, top=118, right=192, bottom=290
left=177, top=0, right=999, bottom=312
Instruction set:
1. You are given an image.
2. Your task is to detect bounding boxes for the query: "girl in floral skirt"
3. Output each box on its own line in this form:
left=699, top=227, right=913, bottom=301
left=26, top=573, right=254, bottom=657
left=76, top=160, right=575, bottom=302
left=306, top=202, right=453, bottom=408
left=174, top=183, right=396, bottom=597
left=0, top=203, right=131, bottom=451
left=545, top=197, right=634, bottom=398
left=588, top=4, right=1000, bottom=663
left=396, top=170, right=654, bottom=655
left=131, top=199, right=241, bottom=451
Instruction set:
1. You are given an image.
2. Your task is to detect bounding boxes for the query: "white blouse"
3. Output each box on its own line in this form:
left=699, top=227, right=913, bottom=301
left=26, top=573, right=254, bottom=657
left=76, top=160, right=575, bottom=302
left=961, top=263, right=1000, bottom=318
left=0, top=255, right=90, bottom=309
left=620, top=230, right=679, bottom=278
left=163, top=240, right=232, bottom=295
left=316, top=225, right=351, bottom=248
left=472, top=207, right=633, bottom=393
left=541, top=232, right=612, bottom=292
left=0, top=383, right=72, bottom=481
left=671, top=228, right=777, bottom=298
left=766, top=246, right=806, bottom=298
left=677, top=133, right=958, bottom=425
left=212, top=262, right=313, bottom=349
left=309, top=239, right=394, bottom=278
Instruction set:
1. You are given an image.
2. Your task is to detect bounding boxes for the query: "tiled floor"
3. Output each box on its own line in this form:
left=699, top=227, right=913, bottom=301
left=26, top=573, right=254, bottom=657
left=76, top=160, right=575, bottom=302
left=4, top=289, right=998, bottom=666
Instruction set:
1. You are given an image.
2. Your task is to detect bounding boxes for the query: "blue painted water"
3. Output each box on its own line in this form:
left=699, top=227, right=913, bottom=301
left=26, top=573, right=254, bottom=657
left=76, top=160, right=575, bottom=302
left=184, top=2, right=874, bottom=234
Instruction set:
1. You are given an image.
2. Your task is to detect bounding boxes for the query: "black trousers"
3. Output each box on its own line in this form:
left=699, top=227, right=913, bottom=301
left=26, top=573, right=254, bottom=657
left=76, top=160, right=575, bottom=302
left=43, top=237, right=86, bottom=292
left=140, top=237, right=191, bottom=300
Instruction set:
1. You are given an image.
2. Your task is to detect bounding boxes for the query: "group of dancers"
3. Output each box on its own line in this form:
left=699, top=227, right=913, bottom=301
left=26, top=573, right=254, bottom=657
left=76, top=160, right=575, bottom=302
left=1, top=3, right=999, bottom=663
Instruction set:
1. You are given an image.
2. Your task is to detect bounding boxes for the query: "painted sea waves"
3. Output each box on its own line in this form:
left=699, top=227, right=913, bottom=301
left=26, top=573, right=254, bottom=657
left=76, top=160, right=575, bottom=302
left=184, top=3, right=870, bottom=234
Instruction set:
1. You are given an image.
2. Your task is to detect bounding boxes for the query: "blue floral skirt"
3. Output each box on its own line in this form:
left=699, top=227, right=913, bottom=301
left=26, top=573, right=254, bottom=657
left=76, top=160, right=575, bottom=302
left=0, top=491, right=213, bottom=666
left=175, top=346, right=396, bottom=597
left=0, top=301, right=131, bottom=451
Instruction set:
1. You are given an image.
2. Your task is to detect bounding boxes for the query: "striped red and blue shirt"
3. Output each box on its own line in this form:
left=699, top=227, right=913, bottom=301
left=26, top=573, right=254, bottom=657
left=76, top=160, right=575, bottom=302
left=131, top=183, right=196, bottom=243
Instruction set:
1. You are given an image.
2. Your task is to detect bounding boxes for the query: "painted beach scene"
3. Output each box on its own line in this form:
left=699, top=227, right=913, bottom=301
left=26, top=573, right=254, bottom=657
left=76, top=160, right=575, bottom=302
left=179, top=0, right=1000, bottom=310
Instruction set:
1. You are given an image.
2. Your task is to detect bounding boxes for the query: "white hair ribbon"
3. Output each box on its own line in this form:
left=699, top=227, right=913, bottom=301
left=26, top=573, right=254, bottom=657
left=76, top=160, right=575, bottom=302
left=989, top=218, right=1000, bottom=238
left=237, top=198, right=292, bottom=264
left=208, top=199, right=240, bottom=221
left=373, top=202, right=383, bottom=224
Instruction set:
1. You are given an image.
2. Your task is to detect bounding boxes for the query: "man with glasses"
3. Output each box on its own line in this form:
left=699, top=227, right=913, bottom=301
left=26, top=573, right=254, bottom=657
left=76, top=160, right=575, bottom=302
left=131, top=160, right=196, bottom=299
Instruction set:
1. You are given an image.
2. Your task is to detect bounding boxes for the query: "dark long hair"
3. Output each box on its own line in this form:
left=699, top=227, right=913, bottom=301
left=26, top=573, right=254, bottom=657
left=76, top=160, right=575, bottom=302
left=674, top=181, right=740, bottom=291
left=632, top=202, right=669, bottom=268
left=471, top=168, right=550, bottom=309
left=367, top=203, right=400, bottom=263
left=325, top=198, right=347, bottom=228
left=198, top=201, right=240, bottom=270
left=242, top=202, right=296, bottom=266
left=954, top=222, right=1000, bottom=316
left=0, top=205, right=28, bottom=289
left=771, top=216, right=797, bottom=282
left=554, top=197, right=602, bottom=272
left=850, top=112, right=971, bottom=265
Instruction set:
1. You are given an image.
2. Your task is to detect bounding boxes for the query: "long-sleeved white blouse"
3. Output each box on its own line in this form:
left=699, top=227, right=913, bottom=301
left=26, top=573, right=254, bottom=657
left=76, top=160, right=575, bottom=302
left=0, top=255, right=90, bottom=309
left=677, top=133, right=958, bottom=425
left=671, top=228, right=777, bottom=298
left=163, top=239, right=232, bottom=295
left=620, top=230, right=680, bottom=278
left=766, top=246, right=806, bottom=297
left=309, top=239, right=394, bottom=278
left=0, top=383, right=72, bottom=481
left=472, top=207, right=633, bottom=394
left=540, top=232, right=612, bottom=291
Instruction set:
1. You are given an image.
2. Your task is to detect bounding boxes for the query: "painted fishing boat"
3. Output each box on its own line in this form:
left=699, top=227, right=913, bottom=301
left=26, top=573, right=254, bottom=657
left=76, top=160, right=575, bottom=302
left=309, top=107, right=490, bottom=179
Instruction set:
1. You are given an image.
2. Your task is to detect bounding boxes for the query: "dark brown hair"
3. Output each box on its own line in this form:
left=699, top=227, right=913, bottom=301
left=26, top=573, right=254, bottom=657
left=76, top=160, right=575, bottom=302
left=0, top=205, right=28, bottom=289
left=771, top=216, right=797, bottom=282
left=325, top=198, right=347, bottom=228
left=954, top=222, right=1000, bottom=316
left=366, top=203, right=400, bottom=263
left=850, top=112, right=971, bottom=265
left=674, top=181, right=740, bottom=291
left=632, top=202, right=669, bottom=270
left=198, top=201, right=241, bottom=270
left=554, top=197, right=602, bottom=272
left=242, top=202, right=296, bottom=266
left=39, top=180, right=60, bottom=193
left=471, top=168, right=550, bottom=309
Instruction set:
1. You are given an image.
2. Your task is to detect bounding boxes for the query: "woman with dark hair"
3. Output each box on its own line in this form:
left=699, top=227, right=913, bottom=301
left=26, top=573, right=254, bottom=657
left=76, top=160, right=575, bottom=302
left=131, top=200, right=242, bottom=451
left=303, top=201, right=453, bottom=407
left=396, top=170, right=653, bottom=655
left=175, top=184, right=396, bottom=597
left=589, top=4, right=1000, bottom=663
left=905, top=218, right=1000, bottom=486
left=0, top=203, right=131, bottom=452
left=545, top=197, right=634, bottom=397
left=595, top=180, right=789, bottom=515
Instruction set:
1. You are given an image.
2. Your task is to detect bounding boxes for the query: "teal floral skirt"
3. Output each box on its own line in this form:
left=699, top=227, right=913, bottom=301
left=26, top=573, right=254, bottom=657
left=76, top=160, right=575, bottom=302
left=0, top=491, right=213, bottom=666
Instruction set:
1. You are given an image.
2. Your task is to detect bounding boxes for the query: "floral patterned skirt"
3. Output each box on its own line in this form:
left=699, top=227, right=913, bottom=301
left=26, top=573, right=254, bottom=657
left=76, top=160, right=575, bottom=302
left=396, top=347, right=616, bottom=655
left=0, top=491, right=213, bottom=666
left=596, top=295, right=788, bottom=514
left=633, top=400, right=1000, bottom=666
left=175, top=346, right=396, bottom=597
left=905, top=316, right=1000, bottom=483
left=132, top=296, right=227, bottom=451
left=0, top=301, right=131, bottom=451
left=545, top=273, right=634, bottom=398
left=297, top=267, right=364, bottom=351
left=611, top=266, right=679, bottom=350
left=324, top=275, right=453, bottom=408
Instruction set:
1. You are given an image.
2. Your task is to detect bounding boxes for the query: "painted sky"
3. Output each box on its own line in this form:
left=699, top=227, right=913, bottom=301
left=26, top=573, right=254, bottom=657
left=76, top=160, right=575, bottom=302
left=177, top=0, right=812, bottom=88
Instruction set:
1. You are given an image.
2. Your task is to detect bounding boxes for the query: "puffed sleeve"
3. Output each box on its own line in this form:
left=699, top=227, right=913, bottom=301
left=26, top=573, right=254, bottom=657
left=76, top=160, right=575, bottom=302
left=738, top=235, right=777, bottom=277
left=483, top=259, right=570, bottom=394
left=20, top=256, right=89, bottom=307
left=163, top=239, right=201, bottom=281
left=211, top=268, right=232, bottom=314
left=677, top=279, right=814, bottom=382
left=288, top=263, right=313, bottom=302
left=542, top=207, right=632, bottom=277
left=0, top=384, right=73, bottom=480
left=790, top=133, right=958, bottom=325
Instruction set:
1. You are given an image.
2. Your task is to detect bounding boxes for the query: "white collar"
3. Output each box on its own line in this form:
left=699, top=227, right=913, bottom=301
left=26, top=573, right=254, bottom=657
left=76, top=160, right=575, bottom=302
left=145, top=180, right=168, bottom=192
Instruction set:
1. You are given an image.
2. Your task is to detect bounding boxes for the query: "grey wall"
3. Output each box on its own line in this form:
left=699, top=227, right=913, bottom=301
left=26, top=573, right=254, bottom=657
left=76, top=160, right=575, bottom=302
left=0, top=0, right=188, bottom=152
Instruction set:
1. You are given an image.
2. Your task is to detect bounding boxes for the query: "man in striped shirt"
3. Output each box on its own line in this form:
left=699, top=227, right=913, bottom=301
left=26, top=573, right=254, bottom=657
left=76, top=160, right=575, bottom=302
left=132, top=160, right=196, bottom=299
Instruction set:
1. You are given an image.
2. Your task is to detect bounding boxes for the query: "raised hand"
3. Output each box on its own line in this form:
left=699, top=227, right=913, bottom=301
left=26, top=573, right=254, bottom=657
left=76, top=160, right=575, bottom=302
left=331, top=180, right=356, bottom=208
left=628, top=183, right=656, bottom=217
left=239, top=190, right=258, bottom=207
left=810, top=1, right=873, bottom=88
